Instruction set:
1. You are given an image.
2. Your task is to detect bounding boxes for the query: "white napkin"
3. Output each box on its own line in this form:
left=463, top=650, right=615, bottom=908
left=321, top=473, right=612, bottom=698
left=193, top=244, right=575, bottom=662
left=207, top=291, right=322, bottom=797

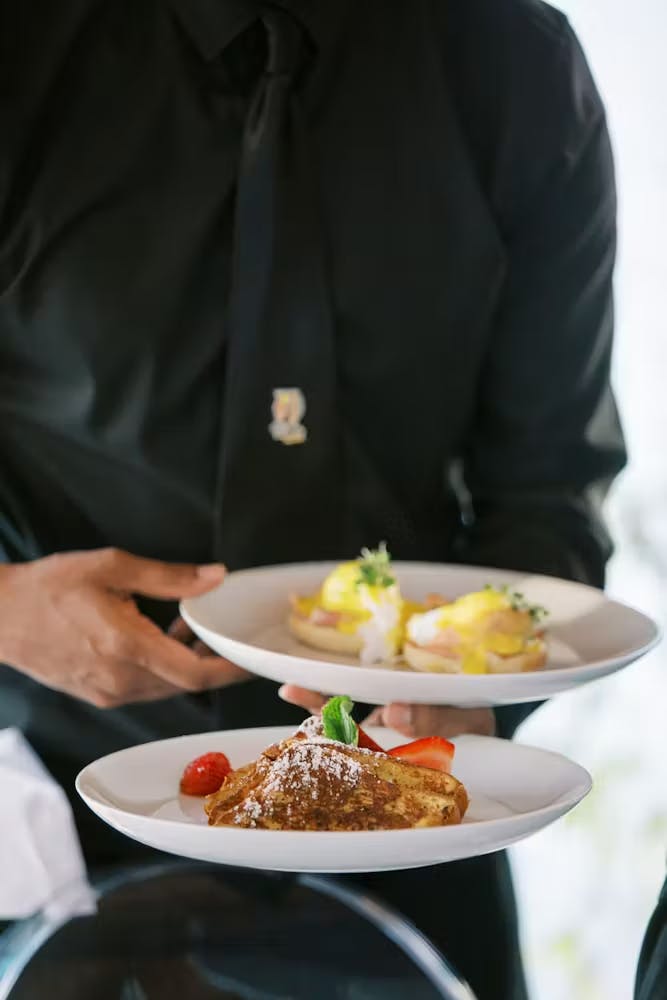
left=0, top=727, right=96, bottom=921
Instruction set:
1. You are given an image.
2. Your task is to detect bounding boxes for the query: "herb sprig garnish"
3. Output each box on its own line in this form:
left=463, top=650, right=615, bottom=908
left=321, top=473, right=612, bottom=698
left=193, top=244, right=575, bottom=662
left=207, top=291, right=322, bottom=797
left=321, top=696, right=359, bottom=745
left=483, top=583, right=548, bottom=624
left=356, top=542, right=395, bottom=589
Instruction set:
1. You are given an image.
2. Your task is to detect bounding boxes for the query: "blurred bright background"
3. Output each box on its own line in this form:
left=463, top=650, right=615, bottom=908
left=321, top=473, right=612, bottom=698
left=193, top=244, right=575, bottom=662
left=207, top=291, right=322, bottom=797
left=510, top=2, right=667, bottom=998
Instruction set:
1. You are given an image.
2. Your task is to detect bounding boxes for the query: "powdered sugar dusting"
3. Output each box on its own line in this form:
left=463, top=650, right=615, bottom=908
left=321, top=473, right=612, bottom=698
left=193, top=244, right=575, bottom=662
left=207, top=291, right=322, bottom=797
left=298, top=715, right=325, bottom=737
left=233, top=738, right=364, bottom=827
left=237, top=797, right=263, bottom=824
left=264, top=741, right=363, bottom=795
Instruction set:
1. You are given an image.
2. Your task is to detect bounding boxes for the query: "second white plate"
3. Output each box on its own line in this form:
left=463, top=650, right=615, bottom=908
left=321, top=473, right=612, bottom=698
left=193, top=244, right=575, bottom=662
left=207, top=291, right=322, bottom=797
left=76, top=727, right=592, bottom=873
left=181, top=561, right=660, bottom=707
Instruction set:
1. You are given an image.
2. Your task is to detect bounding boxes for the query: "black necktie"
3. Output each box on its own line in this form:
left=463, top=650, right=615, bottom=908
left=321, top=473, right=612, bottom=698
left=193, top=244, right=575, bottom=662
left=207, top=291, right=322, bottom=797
left=214, top=7, right=342, bottom=570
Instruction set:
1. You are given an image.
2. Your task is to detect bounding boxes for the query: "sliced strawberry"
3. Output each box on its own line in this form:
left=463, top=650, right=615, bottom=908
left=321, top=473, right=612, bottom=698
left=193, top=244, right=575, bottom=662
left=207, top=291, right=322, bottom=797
left=180, top=751, right=232, bottom=796
left=388, top=736, right=455, bottom=773
left=357, top=726, right=384, bottom=752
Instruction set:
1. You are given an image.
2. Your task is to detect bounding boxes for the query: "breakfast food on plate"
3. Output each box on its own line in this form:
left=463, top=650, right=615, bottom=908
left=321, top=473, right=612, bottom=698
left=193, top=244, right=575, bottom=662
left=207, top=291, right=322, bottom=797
left=205, top=732, right=467, bottom=831
left=288, top=543, right=550, bottom=673
left=404, top=585, right=548, bottom=674
left=182, top=696, right=469, bottom=831
left=288, top=543, right=424, bottom=664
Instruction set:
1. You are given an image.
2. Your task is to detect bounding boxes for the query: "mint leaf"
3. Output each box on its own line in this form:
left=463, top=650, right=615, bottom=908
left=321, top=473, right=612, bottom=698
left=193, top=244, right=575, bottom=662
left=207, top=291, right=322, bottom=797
left=321, top=696, right=359, bottom=746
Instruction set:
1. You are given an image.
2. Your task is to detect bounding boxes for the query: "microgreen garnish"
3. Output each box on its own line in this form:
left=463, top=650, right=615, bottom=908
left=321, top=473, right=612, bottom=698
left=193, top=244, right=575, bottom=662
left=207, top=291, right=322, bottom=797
left=356, top=542, right=395, bottom=589
left=321, top=696, right=359, bottom=745
left=484, top=583, right=548, bottom=624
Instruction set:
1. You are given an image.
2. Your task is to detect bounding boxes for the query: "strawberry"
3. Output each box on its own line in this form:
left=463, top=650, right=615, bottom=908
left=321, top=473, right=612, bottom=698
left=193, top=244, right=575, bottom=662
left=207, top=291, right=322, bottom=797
left=387, top=736, right=455, bottom=773
left=180, top=751, right=232, bottom=796
left=357, top=726, right=384, bottom=752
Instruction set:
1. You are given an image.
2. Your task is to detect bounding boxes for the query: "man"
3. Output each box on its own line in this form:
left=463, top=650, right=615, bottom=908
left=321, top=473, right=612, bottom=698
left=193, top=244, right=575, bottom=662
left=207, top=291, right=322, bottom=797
left=0, top=1, right=625, bottom=997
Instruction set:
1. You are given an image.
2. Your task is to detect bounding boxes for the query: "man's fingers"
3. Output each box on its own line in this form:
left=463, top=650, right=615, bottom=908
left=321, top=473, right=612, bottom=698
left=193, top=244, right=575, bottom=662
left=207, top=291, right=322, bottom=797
left=192, top=639, right=213, bottom=656
left=167, top=615, right=196, bottom=643
left=193, top=656, right=251, bottom=688
left=374, top=703, right=496, bottom=739
left=278, top=685, right=327, bottom=713
left=277, top=690, right=496, bottom=737
left=97, top=548, right=226, bottom=599
left=167, top=619, right=215, bottom=656
left=362, top=707, right=384, bottom=727
left=133, top=635, right=250, bottom=691
left=126, top=680, right=183, bottom=704
left=93, top=649, right=247, bottom=708
left=87, top=658, right=184, bottom=709
left=103, top=597, right=248, bottom=694
left=106, top=675, right=183, bottom=707
left=110, top=603, right=247, bottom=691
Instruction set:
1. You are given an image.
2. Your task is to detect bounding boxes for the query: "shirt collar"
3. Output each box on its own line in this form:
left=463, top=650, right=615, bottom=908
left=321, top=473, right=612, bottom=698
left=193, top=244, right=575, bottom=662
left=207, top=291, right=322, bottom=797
left=167, top=0, right=344, bottom=61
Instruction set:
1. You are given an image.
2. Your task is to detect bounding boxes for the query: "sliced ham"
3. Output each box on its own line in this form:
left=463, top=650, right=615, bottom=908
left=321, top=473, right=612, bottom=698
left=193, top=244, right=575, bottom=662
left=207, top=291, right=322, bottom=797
left=424, top=592, right=450, bottom=609
left=421, top=628, right=462, bottom=657
left=310, top=607, right=343, bottom=627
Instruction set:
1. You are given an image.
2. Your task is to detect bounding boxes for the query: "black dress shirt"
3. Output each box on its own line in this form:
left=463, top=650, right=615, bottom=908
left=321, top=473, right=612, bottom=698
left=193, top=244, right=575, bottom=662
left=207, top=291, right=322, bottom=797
left=0, top=3, right=626, bottom=999
left=1, top=0, right=624, bottom=576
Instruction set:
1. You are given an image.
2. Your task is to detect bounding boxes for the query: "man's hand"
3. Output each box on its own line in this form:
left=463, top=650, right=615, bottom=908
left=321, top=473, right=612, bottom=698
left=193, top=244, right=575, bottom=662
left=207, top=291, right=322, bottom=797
left=0, top=548, right=250, bottom=708
left=279, top=685, right=495, bottom=739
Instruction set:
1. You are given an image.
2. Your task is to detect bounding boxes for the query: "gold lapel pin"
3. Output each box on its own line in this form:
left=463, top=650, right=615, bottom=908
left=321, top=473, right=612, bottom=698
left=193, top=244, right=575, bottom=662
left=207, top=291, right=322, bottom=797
left=268, top=388, right=308, bottom=446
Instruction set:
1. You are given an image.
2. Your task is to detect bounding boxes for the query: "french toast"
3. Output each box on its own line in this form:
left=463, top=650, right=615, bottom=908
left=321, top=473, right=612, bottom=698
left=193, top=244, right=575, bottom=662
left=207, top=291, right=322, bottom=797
left=205, top=732, right=468, bottom=831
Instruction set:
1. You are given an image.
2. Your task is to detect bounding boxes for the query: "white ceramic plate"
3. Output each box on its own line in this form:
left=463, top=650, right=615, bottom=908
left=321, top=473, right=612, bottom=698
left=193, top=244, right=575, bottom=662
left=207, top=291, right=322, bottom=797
left=76, top=727, right=592, bottom=873
left=180, top=562, right=660, bottom=707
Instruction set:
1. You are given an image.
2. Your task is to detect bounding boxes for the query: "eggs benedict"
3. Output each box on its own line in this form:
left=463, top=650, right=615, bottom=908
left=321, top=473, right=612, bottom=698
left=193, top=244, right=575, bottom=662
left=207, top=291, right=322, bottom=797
left=288, top=544, right=420, bottom=664
left=404, top=585, right=547, bottom=674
